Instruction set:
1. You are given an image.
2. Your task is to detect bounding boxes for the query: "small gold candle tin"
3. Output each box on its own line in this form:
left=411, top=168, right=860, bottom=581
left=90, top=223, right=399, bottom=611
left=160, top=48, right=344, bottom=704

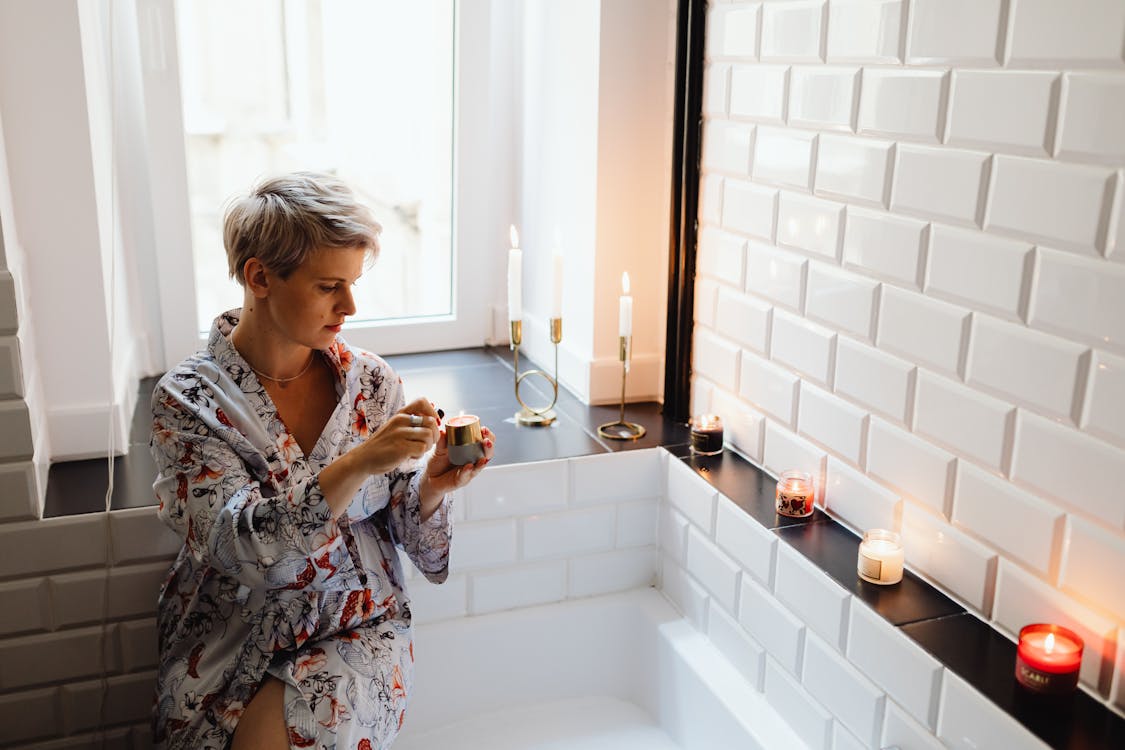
left=447, top=414, right=485, bottom=466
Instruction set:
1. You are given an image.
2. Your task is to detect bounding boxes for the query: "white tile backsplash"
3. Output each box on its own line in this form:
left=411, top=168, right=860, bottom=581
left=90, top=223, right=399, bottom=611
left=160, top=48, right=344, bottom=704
left=842, top=206, right=927, bottom=288
left=902, top=501, right=997, bottom=614
left=765, top=656, right=834, bottom=750
left=716, top=288, right=771, bottom=353
left=833, top=336, right=915, bottom=425
left=745, top=240, right=806, bottom=311
left=739, top=350, right=799, bottom=425
left=752, top=126, right=816, bottom=191
left=1030, top=247, right=1125, bottom=354
left=775, top=542, right=851, bottom=651
left=883, top=700, right=947, bottom=750
left=770, top=309, right=836, bottom=386
left=685, top=526, right=742, bottom=615
left=776, top=192, right=845, bottom=261
left=463, top=460, right=568, bottom=521
left=568, top=547, right=655, bottom=598
left=890, top=144, right=989, bottom=227
left=1056, top=73, right=1125, bottom=165
left=569, top=450, right=662, bottom=504
left=824, top=456, right=901, bottom=534
left=867, top=417, right=955, bottom=514
left=804, top=261, right=878, bottom=341
left=946, top=70, right=1058, bottom=157
left=857, top=68, right=948, bottom=142
left=1083, top=349, right=1125, bottom=447
left=814, top=134, right=894, bottom=207
left=787, top=66, right=859, bottom=132
left=739, top=574, right=806, bottom=676
left=802, top=632, right=886, bottom=747
left=729, top=64, right=789, bottom=123
left=826, top=0, right=902, bottom=64
left=913, top=369, right=1014, bottom=471
left=722, top=179, right=778, bottom=241
left=1006, top=0, right=1125, bottom=69
left=666, top=458, right=718, bottom=535
left=521, top=506, right=616, bottom=560
left=1059, top=515, right=1125, bottom=621
left=798, top=383, right=867, bottom=466
left=760, top=0, right=826, bottom=63
left=877, top=286, right=970, bottom=378
left=715, top=497, right=776, bottom=587
left=925, top=224, right=1033, bottom=322
left=937, top=670, right=1051, bottom=750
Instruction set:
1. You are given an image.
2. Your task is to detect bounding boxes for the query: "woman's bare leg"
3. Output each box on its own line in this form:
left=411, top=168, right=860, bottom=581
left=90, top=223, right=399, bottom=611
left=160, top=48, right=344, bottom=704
left=231, top=676, right=289, bottom=750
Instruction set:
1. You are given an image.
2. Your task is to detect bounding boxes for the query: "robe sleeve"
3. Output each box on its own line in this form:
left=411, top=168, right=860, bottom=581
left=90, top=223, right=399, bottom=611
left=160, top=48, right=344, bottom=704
left=382, top=372, right=453, bottom=584
left=151, top=390, right=361, bottom=592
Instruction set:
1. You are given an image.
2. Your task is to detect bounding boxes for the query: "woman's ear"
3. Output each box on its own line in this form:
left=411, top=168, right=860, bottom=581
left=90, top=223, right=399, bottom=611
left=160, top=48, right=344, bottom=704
left=242, top=258, right=270, bottom=299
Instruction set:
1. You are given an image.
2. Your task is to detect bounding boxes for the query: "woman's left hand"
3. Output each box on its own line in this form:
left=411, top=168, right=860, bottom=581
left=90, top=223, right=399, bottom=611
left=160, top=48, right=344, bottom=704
left=420, top=425, right=494, bottom=499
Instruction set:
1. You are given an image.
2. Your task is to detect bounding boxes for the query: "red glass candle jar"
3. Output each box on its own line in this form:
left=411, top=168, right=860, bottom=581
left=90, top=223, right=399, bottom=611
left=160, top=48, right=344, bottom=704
left=1015, top=623, right=1083, bottom=695
left=775, top=470, right=814, bottom=518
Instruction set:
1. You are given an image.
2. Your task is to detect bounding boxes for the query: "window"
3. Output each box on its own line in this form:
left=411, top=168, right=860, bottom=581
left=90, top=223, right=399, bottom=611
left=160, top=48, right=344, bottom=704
left=156, top=0, right=495, bottom=360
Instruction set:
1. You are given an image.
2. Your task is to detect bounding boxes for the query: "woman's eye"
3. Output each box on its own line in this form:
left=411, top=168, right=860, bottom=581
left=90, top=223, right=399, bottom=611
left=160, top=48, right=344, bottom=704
left=320, top=285, right=338, bottom=293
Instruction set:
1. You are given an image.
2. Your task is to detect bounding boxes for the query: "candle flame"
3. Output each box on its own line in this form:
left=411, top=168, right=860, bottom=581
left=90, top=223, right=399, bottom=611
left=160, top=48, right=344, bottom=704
left=510, top=225, right=519, bottom=247
left=622, top=271, right=630, bottom=294
left=1045, top=633, right=1055, bottom=653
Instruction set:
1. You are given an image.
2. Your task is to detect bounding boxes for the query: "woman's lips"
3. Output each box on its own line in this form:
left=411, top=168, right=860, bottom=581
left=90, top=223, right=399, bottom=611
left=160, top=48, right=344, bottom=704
left=326, top=323, right=343, bottom=333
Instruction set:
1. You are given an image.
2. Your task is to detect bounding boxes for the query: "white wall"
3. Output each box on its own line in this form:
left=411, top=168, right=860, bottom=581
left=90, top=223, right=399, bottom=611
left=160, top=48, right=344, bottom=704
left=694, top=0, right=1125, bottom=714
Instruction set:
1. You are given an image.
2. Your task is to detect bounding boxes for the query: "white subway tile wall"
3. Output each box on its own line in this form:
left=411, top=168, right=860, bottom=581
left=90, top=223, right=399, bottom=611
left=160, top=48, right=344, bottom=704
left=696, top=1, right=1125, bottom=725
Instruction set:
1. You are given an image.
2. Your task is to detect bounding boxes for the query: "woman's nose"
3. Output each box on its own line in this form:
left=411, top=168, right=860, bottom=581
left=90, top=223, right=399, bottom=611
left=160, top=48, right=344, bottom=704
left=339, top=286, right=357, bottom=316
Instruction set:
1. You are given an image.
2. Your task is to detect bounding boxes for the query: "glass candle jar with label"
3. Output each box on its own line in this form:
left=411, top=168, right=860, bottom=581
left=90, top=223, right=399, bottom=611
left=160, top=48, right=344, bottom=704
left=857, top=529, right=904, bottom=585
left=775, top=470, right=814, bottom=517
left=1015, top=624, right=1083, bottom=695
left=689, top=414, right=723, bottom=456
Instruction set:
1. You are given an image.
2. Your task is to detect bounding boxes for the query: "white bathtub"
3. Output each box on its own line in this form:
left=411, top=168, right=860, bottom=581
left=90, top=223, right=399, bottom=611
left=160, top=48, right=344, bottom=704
left=394, top=588, right=806, bottom=749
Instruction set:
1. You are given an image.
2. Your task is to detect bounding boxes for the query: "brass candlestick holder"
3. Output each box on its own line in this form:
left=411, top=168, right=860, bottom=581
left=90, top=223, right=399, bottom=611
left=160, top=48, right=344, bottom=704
left=510, top=317, right=562, bottom=426
left=598, top=335, right=646, bottom=440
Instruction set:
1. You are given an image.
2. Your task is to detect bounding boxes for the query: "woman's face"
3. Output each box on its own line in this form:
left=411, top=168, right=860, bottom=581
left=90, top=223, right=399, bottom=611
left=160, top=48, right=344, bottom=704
left=265, top=246, right=366, bottom=349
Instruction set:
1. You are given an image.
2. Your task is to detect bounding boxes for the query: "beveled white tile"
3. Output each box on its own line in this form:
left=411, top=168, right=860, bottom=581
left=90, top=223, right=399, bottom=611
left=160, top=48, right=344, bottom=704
left=891, top=144, right=989, bottom=227
left=771, top=309, right=836, bottom=386
left=704, top=63, right=731, bottom=117
left=913, top=369, right=1014, bottom=472
left=1111, top=169, right=1125, bottom=264
left=993, top=558, right=1116, bottom=690
left=787, top=66, right=859, bottom=131
left=833, top=336, right=915, bottom=426
left=740, top=575, right=806, bottom=675
left=616, top=498, right=658, bottom=548
left=937, top=671, right=1051, bottom=750
left=569, top=449, right=662, bottom=505
left=660, top=555, right=710, bottom=630
left=760, top=0, right=825, bottom=62
left=660, top=503, right=690, bottom=565
left=450, top=519, right=517, bottom=571
left=752, top=126, right=816, bottom=191
left=693, top=327, right=741, bottom=393
left=842, top=206, right=927, bottom=288
left=883, top=700, right=946, bottom=750
left=925, top=225, right=1032, bottom=322
left=858, top=68, right=949, bottom=142
left=775, top=542, right=851, bottom=651
left=716, top=496, right=776, bottom=587
left=711, top=388, right=766, bottom=462
left=765, top=657, right=833, bottom=750
left=699, top=174, right=724, bottom=226
left=469, top=561, right=567, bottom=615
left=708, top=603, right=766, bottom=691
left=716, top=288, right=771, bottom=353
left=849, top=602, right=941, bottom=729
left=666, top=457, right=718, bottom=535
left=1083, top=349, right=1125, bottom=447
left=824, top=457, right=901, bottom=535
left=710, top=2, right=761, bottom=60
left=802, top=632, right=885, bottom=747
left=966, top=314, right=1087, bottom=422
left=985, top=155, right=1115, bottom=255
left=878, top=286, right=970, bottom=378
left=464, top=460, right=568, bottom=520
left=730, top=64, right=789, bottom=124
left=833, top=723, right=866, bottom=750
left=744, top=240, right=806, bottom=310
left=867, top=417, right=955, bottom=515
left=702, top=120, right=755, bottom=176
left=740, top=350, right=799, bottom=425
left=952, top=462, right=1063, bottom=578
left=1007, top=0, right=1125, bottom=69
left=695, top=276, right=719, bottom=328
left=814, top=134, right=894, bottom=207
left=776, top=192, right=844, bottom=260
left=826, top=0, right=902, bottom=64
left=804, top=261, right=878, bottom=340
left=521, top=506, right=616, bottom=560
left=763, top=420, right=827, bottom=496
left=947, top=70, right=1058, bottom=157
left=686, top=526, right=742, bottom=615
left=906, top=0, right=1005, bottom=66
left=1030, top=247, right=1125, bottom=355
left=722, top=179, right=778, bottom=241
left=797, top=384, right=867, bottom=466
left=568, top=547, right=656, bottom=598
left=1011, top=411, right=1125, bottom=529
left=1060, top=515, right=1125, bottom=621
left=902, top=501, right=997, bottom=615
left=697, top=226, right=747, bottom=287
left=1057, top=73, right=1125, bottom=165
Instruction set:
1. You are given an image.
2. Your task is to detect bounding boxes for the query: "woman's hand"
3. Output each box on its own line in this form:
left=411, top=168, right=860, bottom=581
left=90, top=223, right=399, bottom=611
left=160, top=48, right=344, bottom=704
left=354, top=397, right=441, bottom=476
left=419, top=424, right=494, bottom=511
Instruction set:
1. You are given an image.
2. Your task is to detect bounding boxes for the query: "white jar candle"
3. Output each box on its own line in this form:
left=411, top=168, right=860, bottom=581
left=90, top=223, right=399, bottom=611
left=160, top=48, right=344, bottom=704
left=857, top=529, right=904, bottom=585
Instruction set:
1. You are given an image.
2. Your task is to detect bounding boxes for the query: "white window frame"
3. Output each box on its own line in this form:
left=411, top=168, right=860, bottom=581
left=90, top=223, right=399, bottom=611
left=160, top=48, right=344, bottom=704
left=147, top=0, right=501, bottom=370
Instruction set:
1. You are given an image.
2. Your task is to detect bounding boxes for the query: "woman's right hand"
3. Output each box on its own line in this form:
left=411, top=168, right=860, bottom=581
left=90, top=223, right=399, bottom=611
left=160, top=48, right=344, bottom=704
left=355, top=397, right=441, bottom=475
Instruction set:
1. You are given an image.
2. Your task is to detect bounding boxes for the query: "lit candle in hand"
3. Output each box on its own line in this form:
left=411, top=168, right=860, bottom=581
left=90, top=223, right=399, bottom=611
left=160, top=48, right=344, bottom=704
left=619, top=271, right=633, bottom=337
left=551, top=252, right=564, bottom=318
left=507, top=225, right=522, bottom=322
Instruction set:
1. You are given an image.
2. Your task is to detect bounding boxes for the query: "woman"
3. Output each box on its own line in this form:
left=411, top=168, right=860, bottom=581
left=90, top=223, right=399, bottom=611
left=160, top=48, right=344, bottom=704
left=150, top=172, right=493, bottom=749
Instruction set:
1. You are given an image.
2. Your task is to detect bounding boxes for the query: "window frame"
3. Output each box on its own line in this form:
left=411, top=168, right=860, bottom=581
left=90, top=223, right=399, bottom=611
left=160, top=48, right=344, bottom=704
left=149, top=0, right=498, bottom=370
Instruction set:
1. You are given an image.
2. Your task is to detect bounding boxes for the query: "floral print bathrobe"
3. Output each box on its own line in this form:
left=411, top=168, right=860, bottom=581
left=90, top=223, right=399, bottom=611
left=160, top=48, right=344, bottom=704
left=150, top=310, right=452, bottom=749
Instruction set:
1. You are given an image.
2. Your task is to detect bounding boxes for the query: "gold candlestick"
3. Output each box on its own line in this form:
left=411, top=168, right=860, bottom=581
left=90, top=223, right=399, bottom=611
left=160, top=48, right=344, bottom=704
left=598, top=335, right=646, bottom=440
left=511, top=317, right=562, bottom=426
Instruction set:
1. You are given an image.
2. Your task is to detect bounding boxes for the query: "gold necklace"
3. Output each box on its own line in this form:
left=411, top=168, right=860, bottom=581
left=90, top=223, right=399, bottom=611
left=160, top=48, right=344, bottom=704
left=248, top=352, right=317, bottom=387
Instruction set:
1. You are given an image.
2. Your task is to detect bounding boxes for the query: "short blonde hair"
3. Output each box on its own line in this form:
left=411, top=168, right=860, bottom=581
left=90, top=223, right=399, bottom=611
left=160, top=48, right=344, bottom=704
left=223, top=172, right=382, bottom=284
